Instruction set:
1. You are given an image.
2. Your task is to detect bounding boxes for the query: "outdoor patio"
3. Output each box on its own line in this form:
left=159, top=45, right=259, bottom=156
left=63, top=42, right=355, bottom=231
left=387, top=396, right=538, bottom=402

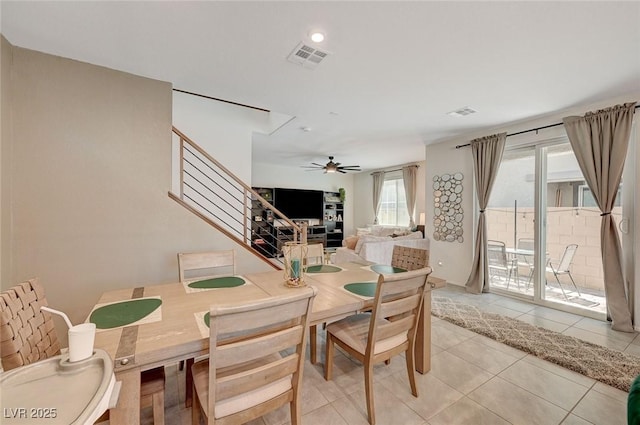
left=488, top=271, right=606, bottom=315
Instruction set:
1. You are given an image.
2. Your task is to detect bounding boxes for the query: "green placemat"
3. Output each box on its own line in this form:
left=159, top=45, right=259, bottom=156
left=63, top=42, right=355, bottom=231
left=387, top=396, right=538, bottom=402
left=306, top=265, right=341, bottom=273
left=188, top=276, right=246, bottom=289
left=344, top=282, right=377, bottom=298
left=204, top=312, right=210, bottom=328
left=371, top=264, right=407, bottom=274
left=90, top=298, right=162, bottom=329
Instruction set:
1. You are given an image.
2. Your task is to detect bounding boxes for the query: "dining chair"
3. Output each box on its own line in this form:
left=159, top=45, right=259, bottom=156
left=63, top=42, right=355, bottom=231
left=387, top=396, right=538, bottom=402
left=305, top=242, right=325, bottom=266
left=190, top=287, right=317, bottom=425
left=391, top=245, right=430, bottom=270
left=178, top=249, right=236, bottom=283
left=546, top=243, right=580, bottom=300
left=323, top=267, right=432, bottom=425
left=178, top=249, right=236, bottom=408
left=487, top=240, right=518, bottom=289
left=0, top=278, right=61, bottom=370
left=0, top=278, right=166, bottom=424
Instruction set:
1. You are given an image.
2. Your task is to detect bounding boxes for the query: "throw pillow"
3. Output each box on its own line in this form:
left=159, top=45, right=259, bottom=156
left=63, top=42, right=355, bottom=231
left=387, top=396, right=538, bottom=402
left=345, top=236, right=359, bottom=250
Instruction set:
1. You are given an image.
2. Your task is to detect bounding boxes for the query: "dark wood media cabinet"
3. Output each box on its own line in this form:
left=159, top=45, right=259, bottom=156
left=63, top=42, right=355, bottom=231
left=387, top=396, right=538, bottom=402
left=251, top=187, right=343, bottom=258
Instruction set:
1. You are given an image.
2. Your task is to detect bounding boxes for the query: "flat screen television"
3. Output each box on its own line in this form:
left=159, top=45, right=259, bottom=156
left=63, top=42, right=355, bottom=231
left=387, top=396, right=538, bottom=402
left=274, top=188, right=323, bottom=220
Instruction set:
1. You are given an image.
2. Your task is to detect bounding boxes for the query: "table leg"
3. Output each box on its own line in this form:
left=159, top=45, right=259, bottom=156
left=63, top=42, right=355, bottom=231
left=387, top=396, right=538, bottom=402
left=415, top=293, right=431, bottom=374
left=185, top=358, right=194, bottom=407
left=111, top=367, right=141, bottom=425
left=309, top=325, right=317, bottom=364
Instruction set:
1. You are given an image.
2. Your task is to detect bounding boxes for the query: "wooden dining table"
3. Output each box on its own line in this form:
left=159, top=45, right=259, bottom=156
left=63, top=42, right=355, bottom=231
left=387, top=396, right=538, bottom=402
left=90, top=262, right=445, bottom=424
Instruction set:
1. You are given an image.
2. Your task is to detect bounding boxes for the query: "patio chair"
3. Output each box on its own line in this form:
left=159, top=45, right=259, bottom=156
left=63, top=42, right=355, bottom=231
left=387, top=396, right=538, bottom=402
left=0, top=279, right=166, bottom=424
left=323, top=267, right=431, bottom=425
left=546, top=244, right=580, bottom=300
left=516, top=238, right=535, bottom=288
left=487, top=240, right=518, bottom=289
left=190, top=287, right=316, bottom=425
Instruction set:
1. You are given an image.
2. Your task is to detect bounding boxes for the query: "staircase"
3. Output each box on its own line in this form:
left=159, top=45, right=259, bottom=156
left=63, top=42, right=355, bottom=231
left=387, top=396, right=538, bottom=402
left=168, top=126, right=307, bottom=269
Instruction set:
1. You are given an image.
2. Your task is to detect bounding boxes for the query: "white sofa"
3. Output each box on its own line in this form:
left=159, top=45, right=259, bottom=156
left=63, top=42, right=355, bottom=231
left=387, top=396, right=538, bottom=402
left=333, top=230, right=430, bottom=266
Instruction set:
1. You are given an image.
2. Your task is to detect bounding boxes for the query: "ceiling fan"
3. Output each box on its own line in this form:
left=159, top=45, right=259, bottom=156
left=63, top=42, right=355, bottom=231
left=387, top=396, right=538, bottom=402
left=302, top=156, right=361, bottom=174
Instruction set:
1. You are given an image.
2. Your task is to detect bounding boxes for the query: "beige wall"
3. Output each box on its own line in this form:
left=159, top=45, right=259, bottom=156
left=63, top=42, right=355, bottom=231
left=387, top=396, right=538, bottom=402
left=1, top=36, right=13, bottom=285
left=2, top=42, right=272, bottom=343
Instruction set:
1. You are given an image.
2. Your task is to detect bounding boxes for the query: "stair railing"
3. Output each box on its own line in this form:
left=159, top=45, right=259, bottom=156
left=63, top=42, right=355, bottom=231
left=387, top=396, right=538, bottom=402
left=169, top=126, right=306, bottom=269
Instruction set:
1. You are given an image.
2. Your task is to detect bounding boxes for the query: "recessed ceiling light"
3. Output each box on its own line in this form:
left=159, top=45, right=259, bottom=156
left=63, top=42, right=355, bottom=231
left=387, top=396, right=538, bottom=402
left=447, top=106, right=478, bottom=117
left=310, top=32, right=325, bottom=43
left=301, top=126, right=312, bottom=132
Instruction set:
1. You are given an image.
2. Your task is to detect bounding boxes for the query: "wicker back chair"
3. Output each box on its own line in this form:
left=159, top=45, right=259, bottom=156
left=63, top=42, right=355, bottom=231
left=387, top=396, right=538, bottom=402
left=391, top=246, right=430, bottom=271
left=0, top=278, right=61, bottom=371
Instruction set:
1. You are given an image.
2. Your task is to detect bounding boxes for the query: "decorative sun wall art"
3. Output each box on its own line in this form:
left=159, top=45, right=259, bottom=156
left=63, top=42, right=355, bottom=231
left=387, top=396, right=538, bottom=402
left=433, top=173, right=464, bottom=243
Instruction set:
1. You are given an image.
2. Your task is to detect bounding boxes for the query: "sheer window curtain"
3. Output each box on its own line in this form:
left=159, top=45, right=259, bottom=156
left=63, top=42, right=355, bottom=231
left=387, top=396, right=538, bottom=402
left=465, top=133, right=507, bottom=294
left=402, top=165, right=418, bottom=228
left=563, top=102, right=636, bottom=332
left=372, top=172, right=384, bottom=225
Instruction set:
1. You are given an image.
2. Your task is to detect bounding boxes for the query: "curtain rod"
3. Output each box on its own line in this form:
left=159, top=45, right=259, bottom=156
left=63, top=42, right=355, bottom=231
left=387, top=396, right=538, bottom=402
left=455, top=103, right=640, bottom=149
left=370, top=164, right=419, bottom=176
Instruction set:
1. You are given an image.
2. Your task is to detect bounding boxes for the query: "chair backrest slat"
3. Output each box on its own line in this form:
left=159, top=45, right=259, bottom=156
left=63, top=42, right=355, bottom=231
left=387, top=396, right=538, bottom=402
left=378, top=293, right=422, bottom=319
left=215, top=326, right=303, bottom=369
left=178, top=250, right=235, bottom=282
left=215, top=297, right=310, bottom=336
left=215, top=354, right=298, bottom=401
left=376, top=315, right=415, bottom=341
left=379, top=277, right=425, bottom=298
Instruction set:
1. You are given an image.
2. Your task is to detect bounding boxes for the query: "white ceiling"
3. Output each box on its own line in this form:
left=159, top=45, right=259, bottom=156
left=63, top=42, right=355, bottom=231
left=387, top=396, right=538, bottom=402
left=2, top=1, right=639, bottom=172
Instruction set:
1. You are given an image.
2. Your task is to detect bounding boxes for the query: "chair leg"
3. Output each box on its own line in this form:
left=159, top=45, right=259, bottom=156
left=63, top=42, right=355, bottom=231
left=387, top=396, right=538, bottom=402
left=364, top=360, right=375, bottom=425
left=405, top=349, right=418, bottom=397
left=568, top=271, right=581, bottom=296
left=290, top=395, right=301, bottom=425
left=324, top=334, right=334, bottom=381
left=554, top=272, right=569, bottom=300
left=191, top=380, right=201, bottom=425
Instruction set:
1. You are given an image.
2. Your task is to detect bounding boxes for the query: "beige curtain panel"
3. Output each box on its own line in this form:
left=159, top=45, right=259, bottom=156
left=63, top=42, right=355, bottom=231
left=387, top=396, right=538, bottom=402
left=563, top=102, right=636, bottom=332
left=465, top=133, right=507, bottom=294
left=402, top=165, right=418, bottom=228
left=372, top=171, right=384, bottom=225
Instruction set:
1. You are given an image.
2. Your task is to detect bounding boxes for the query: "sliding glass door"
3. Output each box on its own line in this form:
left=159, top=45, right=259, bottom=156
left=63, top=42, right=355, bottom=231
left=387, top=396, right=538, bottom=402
left=541, top=143, right=607, bottom=315
left=486, top=147, right=536, bottom=298
left=486, top=138, right=624, bottom=318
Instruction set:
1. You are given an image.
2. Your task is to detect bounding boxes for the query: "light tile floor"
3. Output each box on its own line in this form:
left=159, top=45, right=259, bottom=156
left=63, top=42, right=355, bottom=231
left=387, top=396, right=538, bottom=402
left=138, top=284, right=637, bottom=425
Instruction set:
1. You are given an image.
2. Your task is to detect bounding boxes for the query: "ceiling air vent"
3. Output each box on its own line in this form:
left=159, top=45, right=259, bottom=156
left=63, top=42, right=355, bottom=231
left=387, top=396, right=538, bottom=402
left=287, top=42, right=330, bottom=69
left=447, top=106, right=478, bottom=117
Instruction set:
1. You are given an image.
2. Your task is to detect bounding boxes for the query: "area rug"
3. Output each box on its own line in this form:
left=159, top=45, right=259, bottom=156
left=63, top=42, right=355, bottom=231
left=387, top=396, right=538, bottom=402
left=432, top=296, right=640, bottom=392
